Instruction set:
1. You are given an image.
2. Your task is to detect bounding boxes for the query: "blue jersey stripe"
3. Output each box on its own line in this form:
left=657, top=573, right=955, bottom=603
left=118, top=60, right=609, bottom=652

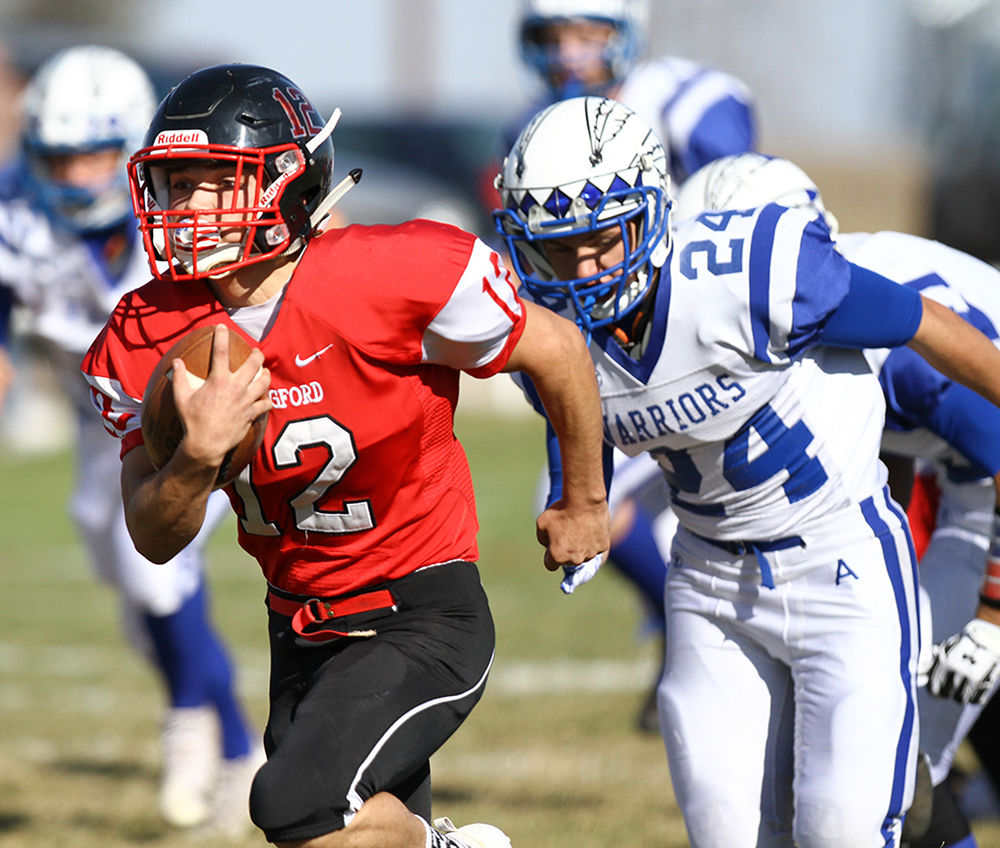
left=860, top=490, right=917, bottom=843
left=786, top=219, right=853, bottom=358
left=748, top=204, right=784, bottom=362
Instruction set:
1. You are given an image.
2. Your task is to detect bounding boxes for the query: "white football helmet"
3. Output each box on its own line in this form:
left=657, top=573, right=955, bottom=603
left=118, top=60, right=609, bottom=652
left=674, top=152, right=839, bottom=237
left=20, top=45, right=157, bottom=233
left=519, top=0, right=649, bottom=97
left=494, top=96, right=671, bottom=334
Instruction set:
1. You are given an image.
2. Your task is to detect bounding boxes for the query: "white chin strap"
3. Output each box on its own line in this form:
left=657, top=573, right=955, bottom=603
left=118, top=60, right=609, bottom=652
left=309, top=167, right=363, bottom=233
left=175, top=242, right=248, bottom=276
left=591, top=232, right=670, bottom=322
left=152, top=224, right=249, bottom=276
left=304, top=106, right=365, bottom=234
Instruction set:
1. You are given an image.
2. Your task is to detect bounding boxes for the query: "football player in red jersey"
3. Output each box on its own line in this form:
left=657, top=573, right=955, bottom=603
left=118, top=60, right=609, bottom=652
left=82, top=63, right=609, bottom=848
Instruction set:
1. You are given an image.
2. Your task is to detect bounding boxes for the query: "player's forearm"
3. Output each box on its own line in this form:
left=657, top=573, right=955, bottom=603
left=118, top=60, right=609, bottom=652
left=535, top=366, right=606, bottom=507
left=121, top=445, right=216, bottom=563
left=908, top=297, right=1000, bottom=409
left=504, top=303, right=606, bottom=505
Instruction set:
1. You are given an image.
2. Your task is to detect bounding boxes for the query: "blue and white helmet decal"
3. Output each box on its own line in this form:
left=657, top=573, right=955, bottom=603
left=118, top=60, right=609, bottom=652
left=494, top=95, right=671, bottom=334
left=20, top=45, right=157, bottom=233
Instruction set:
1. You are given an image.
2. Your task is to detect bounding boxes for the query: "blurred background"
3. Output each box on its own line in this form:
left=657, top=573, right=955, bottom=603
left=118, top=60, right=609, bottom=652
left=4, top=3, right=1000, bottom=845
left=0, top=0, right=998, bottom=237
left=4, top=0, right=1000, bottom=450
left=6, top=0, right=1000, bottom=450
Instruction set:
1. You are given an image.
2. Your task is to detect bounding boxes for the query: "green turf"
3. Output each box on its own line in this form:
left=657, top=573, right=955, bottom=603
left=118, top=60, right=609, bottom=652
left=2, top=412, right=1000, bottom=846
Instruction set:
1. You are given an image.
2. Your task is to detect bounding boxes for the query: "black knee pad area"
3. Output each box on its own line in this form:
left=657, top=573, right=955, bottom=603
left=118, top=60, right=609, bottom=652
left=907, top=780, right=972, bottom=848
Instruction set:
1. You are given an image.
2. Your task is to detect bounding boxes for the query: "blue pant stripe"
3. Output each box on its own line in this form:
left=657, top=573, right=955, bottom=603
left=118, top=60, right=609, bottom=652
left=882, top=487, right=923, bottom=664
left=859, top=491, right=916, bottom=846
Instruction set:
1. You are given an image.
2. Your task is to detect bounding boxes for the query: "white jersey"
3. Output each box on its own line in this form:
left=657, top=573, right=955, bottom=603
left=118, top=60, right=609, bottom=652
left=631, top=212, right=921, bottom=846
left=525, top=204, right=886, bottom=541
left=504, top=56, right=756, bottom=187
left=0, top=160, right=219, bottom=616
left=842, top=230, right=1000, bottom=539
left=835, top=234, right=1000, bottom=790
left=0, top=163, right=152, bottom=412
left=617, top=56, right=757, bottom=184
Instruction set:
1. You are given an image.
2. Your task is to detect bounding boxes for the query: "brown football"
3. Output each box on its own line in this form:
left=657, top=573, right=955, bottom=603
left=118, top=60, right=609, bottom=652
left=140, top=325, right=268, bottom=489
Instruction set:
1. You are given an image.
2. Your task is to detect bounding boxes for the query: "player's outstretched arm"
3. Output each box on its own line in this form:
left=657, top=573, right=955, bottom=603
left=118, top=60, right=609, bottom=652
left=501, top=301, right=610, bottom=572
left=121, top=326, right=271, bottom=563
left=908, top=296, right=1000, bottom=409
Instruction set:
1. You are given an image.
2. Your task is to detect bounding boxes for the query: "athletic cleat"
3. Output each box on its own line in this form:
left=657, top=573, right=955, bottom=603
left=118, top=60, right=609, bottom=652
left=203, top=740, right=266, bottom=840
left=159, top=705, right=220, bottom=828
left=434, top=816, right=512, bottom=848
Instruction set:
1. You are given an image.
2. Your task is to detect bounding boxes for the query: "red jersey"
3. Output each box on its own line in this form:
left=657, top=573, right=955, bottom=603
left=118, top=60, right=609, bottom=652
left=82, top=220, right=526, bottom=596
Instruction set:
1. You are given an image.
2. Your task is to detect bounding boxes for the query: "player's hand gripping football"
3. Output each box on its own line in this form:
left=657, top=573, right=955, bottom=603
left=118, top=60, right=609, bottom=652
left=171, top=325, right=272, bottom=476
left=536, top=498, right=610, bottom=594
left=926, top=617, right=1000, bottom=704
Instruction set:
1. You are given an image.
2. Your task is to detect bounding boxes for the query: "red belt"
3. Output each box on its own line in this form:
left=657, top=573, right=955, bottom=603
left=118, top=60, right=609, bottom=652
left=267, top=588, right=397, bottom=643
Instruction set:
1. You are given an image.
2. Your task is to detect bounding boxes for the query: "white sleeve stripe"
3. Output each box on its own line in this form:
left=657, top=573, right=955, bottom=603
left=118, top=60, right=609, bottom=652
left=421, top=238, right=522, bottom=370
left=766, top=209, right=811, bottom=360
left=83, top=372, right=138, bottom=405
left=666, top=71, right=753, bottom=149
left=83, top=372, right=141, bottom=438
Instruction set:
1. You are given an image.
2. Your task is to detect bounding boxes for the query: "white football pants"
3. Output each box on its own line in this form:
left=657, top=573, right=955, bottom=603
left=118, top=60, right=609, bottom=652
left=69, top=414, right=230, bottom=621
left=659, top=489, right=919, bottom=848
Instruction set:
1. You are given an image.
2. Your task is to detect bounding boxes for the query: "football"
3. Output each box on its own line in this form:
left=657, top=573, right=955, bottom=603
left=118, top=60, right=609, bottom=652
left=140, top=325, right=268, bottom=489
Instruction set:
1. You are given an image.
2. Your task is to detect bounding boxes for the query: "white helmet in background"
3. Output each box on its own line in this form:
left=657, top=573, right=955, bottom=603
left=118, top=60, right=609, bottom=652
left=20, top=44, right=157, bottom=232
left=519, top=0, right=649, bottom=97
left=674, top=152, right=839, bottom=237
left=494, top=95, right=671, bottom=334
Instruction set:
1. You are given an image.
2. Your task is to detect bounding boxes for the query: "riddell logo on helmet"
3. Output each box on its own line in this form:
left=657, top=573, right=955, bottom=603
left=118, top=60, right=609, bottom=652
left=153, top=129, right=209, bottom=146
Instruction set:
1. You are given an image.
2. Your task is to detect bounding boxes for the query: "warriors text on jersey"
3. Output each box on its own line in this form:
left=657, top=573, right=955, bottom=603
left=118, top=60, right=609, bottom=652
left=530, top=204, right=887, bottom=541
left=82, top=220, right=525, bottom=597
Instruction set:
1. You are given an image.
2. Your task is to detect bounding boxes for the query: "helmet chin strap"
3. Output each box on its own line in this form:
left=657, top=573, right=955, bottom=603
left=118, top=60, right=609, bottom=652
left=174, top=241, right=248, bottom=277
left=302, top=106, right=365, bottom=235
left=308, top=168, right=363, bottom=235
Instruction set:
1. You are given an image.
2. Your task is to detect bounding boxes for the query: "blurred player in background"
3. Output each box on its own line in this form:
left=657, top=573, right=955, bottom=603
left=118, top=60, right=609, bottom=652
left=82, top=62, right=609, bottom=848
left=494, top=95, right=1000, bottom=848
left=506, top=0, right=759, bottom=732
left=673, top=151, right=1000, bottom=848
left=509, top=0, right=757, bottom=179
left=0, top=45, right=262, bottom=836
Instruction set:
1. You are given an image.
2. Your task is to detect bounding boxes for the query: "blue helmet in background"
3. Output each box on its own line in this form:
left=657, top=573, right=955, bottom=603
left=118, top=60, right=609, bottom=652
left=518, top=0, right=649, bottom=98
left=494, top=96, right=671, bottom=335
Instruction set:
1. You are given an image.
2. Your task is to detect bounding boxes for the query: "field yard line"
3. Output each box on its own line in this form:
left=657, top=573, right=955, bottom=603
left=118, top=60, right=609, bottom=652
left=0, top=641, right=658, bottom=698
left=489, top=657, right=658, bottom=695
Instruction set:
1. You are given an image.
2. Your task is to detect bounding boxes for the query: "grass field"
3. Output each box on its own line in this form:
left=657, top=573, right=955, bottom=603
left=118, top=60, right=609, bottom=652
left=2, top=409, right=1000, bottom=847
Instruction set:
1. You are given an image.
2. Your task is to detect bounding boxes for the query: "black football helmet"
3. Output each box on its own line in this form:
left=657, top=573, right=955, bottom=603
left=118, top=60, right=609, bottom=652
left=128, top=63, right=337, bottom=280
